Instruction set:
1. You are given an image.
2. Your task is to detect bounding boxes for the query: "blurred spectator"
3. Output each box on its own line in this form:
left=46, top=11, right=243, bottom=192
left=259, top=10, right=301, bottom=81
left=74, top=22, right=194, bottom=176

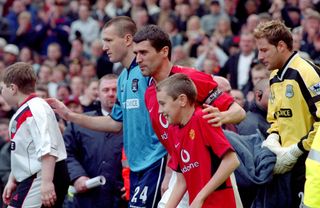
left=201, top=0, right=228, bottom=36
left=237, top=78, right=270, bottom=135
left=56, top=82, right=72, bottom=101
left=213, top=16, right=234, bottom=55
left=220, top=32, right=257, bottom=91
left=105, top=0, right=131, bottom=18
left=300, top=9, right=320, bottom=55
left=189, top=0, right=208, bottom=17
left=0, top=38, right=7, bottom=60
left=69, top=4, right=100, bottom=53
left=35, top=1, right=71, bottom=56
left=45, top=42, right=65, bottom=67
left=37, top=64, right=52, bottom=85
left=230, top=89, right=246, bottom=109
left=3, top=43, right=19, bottom=66
left=0, top=17, right=10, bottom=41
left=69, top=37, right=90, bottom=62
left=183, top=15, right=205, bottom=57
left=66, top=0, right=79, bottom=22
left=163, top=17, right=183, bottom=48
left=132, top=7, right=153, bottom=29
left=81, top=62, right=97, bottom=85
left=70, top=76, right=85, bottom=98
left=91, top=0, right=111, bottom=29
left=151, top=0, right=176, bottom=29
left=11, top=11, right=37, bottom=49
left=175, top=3, right=192, bottom=32
left=5, top=0, right=26, bottom=37
left=0, top=118, right=10, bottom=208
left=35, top=84, right=49, bottom=99
left=126, top=0, right=147, bottom=22
left=171, top=45, right=195, bottom=67
left=68, top=58, right=82, bottom=79
left=311, top=33, right=320, bottom=66
left=18, top=46, right=34, bottom=64
left=64, top=95, right=83, bottom=114
left=243, top=62, right=270, bottom=102
left=79, top=78, right=99, bottom=112
left=145, top=0, right=160, bottom=16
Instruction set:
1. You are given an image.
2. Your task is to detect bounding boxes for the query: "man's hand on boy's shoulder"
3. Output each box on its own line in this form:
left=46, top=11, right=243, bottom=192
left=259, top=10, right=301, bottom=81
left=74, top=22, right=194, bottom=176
left=46, top=98, right=71, bottom=120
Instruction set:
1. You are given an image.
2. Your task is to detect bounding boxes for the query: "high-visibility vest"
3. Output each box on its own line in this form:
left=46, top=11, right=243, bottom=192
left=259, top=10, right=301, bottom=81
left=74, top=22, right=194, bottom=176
left=304, top=129, right=320, bottom=207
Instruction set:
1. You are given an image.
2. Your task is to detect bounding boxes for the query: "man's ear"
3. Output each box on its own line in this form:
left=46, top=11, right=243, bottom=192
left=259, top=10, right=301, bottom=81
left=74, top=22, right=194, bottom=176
left=124, top=34, right=133, bottom=46
left=178, top=94, right=188, bottom=107
left=161, top=46, right=169, bottom=58
left=277, top=40, right=287, bottom=53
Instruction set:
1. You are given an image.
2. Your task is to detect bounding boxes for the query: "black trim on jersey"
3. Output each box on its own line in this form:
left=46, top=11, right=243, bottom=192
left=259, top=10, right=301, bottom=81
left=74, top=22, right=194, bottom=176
left=270, top=68, right=319, bottom=121
left=14, top=106, right=30, bottom=122
left=305, top=59, right=320, bottom=77
left=276, top=51, right=297, bottom=78
left=207, top=147, right=229, bottom=191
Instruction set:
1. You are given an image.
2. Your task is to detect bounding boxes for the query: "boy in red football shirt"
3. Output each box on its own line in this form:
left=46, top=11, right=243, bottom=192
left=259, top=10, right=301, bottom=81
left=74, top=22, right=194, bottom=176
left=156, top=73, right=240, bottom=208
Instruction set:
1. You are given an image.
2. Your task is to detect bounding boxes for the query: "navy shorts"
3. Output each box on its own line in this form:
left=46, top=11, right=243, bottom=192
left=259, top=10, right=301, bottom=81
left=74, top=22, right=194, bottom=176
left=129, top=157, right=166, bottom=208
left=10, top=160, right=69, bottom=208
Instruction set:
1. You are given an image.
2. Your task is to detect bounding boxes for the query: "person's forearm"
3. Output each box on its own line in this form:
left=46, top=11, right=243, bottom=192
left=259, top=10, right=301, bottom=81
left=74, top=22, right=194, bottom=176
left=165, top=173, right=187, bottom=208
left=67, top=112, right=122, bottom=132
left=41, top=155, right=56, bottom=183
left=221, top=102, right=246, bottom=124
left=196, top=152, right=240, bottom=202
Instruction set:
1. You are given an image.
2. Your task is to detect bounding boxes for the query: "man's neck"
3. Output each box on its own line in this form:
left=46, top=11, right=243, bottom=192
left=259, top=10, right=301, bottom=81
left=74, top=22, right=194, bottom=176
left=153, top=60, right=173, bottom=83
left=122, top=51, right=136, bottom=69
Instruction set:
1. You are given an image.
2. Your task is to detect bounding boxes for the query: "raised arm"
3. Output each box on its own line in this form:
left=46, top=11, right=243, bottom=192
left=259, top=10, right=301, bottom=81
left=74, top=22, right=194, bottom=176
left=46, top=98, right=122, bottom=132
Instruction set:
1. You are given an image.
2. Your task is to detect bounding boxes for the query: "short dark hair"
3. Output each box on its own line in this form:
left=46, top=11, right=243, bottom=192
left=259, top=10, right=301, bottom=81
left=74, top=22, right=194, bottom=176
left=3, top=62, right=36, bottom=94
left=133, top=25, right=172, bottom=60
left=103, top=16, right=137, bottom=38
left=156, top=73, right=197, bottom=105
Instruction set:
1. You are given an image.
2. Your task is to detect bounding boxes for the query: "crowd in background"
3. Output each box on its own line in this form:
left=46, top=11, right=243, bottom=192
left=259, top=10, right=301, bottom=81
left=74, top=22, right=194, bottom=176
left=0, top=0, right=320, bottom=207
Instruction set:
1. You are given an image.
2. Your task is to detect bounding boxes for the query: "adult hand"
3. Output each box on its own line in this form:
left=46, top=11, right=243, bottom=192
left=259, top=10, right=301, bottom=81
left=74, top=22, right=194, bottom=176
left=46, top=98, right=71, bottom=120
left=202, top=104, right=222, bottom=127
left=74, top=176, right=90, bottom=193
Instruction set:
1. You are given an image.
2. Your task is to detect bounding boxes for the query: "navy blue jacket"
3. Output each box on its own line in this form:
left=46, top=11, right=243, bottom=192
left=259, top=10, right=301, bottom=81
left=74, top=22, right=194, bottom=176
left=63, top=109, right=124, bottom=208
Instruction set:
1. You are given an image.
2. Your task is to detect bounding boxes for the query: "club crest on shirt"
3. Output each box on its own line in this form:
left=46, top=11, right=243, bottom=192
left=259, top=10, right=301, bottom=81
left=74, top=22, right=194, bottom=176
left=11, top=120, right=17, bottom=134
left=285, top=84, right=294, bottom=98
left=309, top=82, right=320, bottom=95
left=132, top=79, right=139, bottom=92
left=189, top=129, right=195, bottom=140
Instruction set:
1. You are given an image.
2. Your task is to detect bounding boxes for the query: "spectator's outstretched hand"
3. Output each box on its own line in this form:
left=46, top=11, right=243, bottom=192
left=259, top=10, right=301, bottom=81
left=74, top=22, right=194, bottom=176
left=46, top=98, right=71, bottom=120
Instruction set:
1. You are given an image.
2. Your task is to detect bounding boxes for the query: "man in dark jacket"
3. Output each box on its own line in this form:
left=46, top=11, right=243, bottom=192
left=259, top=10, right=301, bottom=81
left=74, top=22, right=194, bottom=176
left=237, top=78, right=270, bottom=136
left=63, top=74, right=125, bottom=208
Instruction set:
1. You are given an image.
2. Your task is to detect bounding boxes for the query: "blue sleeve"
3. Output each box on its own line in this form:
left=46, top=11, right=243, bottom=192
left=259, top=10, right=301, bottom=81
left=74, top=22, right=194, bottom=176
left=110, top=99, right=123, bottom=122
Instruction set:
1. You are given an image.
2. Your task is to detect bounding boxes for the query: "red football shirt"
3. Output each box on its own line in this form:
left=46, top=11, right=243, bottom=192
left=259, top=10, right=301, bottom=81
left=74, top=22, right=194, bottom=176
left=144, top=65, right=234, bottom=157
left=169, top=107, right=236, bottom=208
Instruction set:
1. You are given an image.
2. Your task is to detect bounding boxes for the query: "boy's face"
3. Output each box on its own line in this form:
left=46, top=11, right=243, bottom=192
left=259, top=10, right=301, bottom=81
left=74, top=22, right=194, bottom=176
left=157, top=89, right=181, bottom=125
left=0, top=82, right=16, bottom=106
